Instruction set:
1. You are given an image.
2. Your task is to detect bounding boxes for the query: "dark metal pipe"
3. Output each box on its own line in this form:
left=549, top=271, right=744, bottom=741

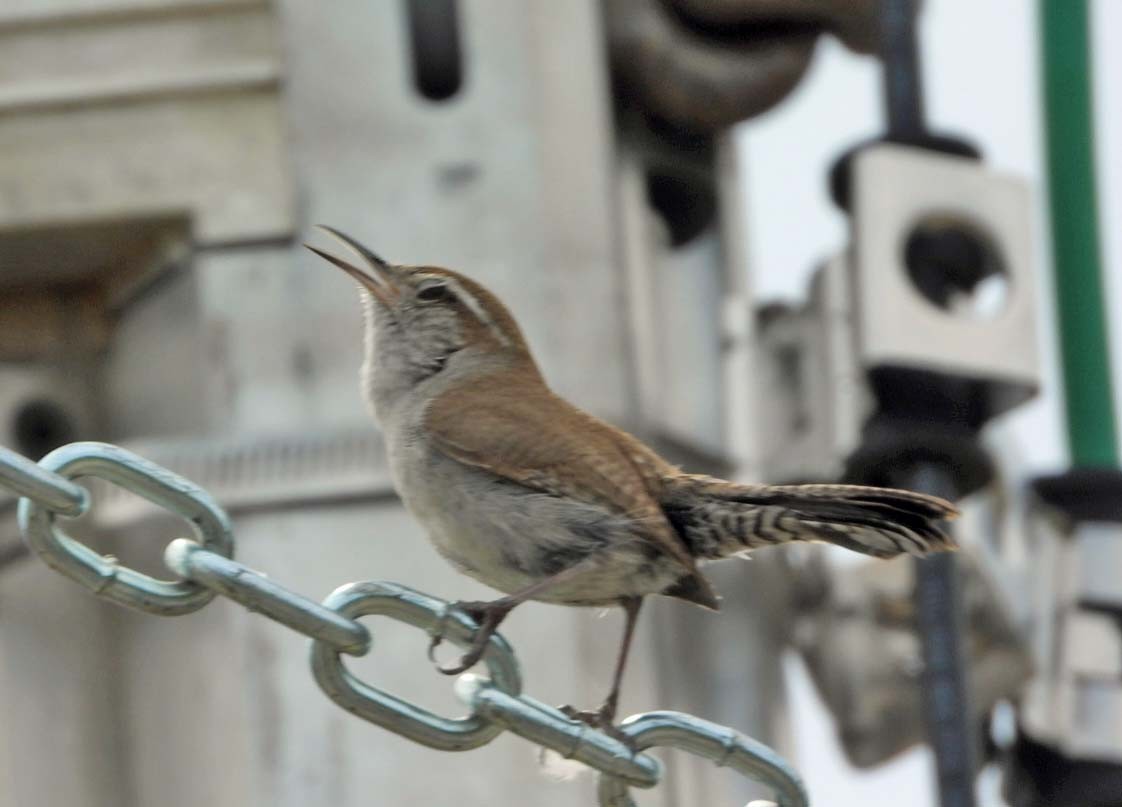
left=899, top=464, right=977, bottom=807
left=879, top=0, right=926, bottom=138
left=875, top=2, right=978, bottom=804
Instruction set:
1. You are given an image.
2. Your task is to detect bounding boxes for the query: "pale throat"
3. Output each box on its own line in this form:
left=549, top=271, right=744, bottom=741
left=358, top=291, right=401, bottom=425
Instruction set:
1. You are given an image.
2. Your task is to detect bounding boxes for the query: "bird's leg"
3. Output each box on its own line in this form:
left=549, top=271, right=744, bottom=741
left=601, top=596, right=644, bottom=722
left=560, top=596, right=643, bottom=744
left=428, top=597, right=515, bottom=675
left=429, top=556, right=602, bottom=675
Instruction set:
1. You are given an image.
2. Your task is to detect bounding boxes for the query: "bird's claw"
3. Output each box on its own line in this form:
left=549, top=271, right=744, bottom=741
left=428, top=600, right=509, bottom=676
left=558, top=703, right=636, bottom=751
left=427, top=632, right=472, bottom=673
left=433, top=647, right=480, bottom=676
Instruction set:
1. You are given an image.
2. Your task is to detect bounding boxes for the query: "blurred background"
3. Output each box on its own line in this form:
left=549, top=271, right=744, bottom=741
left=0, top=0, right=1119, bottom=805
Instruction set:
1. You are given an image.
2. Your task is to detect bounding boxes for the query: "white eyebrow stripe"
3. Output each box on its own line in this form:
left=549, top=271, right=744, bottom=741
left=417, top=274, right=511, bottom=346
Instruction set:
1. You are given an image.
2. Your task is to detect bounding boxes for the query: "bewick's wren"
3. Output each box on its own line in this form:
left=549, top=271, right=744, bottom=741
left=307, top=226, right=956, bottom=729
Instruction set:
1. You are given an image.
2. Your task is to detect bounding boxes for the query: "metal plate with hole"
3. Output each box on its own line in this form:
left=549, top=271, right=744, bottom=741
left=851, top=144, right=1039, bottom=417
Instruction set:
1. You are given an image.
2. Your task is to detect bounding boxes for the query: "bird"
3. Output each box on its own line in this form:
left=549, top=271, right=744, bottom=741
left=306, top=225, right=958, bottom=732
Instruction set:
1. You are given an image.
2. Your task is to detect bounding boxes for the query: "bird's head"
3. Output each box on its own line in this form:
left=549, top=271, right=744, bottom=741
left=306, top=226, right=539, bottom=419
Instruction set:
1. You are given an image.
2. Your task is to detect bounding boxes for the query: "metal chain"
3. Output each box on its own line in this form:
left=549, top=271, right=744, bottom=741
left=0, top=441, right=808, bottom=807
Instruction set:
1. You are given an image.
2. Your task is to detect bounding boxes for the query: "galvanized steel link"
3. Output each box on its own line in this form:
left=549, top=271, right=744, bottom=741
left=596, top=711, right=809, bottom=807
left=456, top=675, right=661, bottom=788
left=18, top=442, right=234, bottom=615
left=165, top=538, right=371, bottom=655
left=0, top=443, right=88, bottom=517
left=310, top=581, right=523, bottom=751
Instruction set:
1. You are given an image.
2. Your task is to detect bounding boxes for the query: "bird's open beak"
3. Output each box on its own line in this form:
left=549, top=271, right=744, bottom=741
left=304, top=225, right=401, bottom=307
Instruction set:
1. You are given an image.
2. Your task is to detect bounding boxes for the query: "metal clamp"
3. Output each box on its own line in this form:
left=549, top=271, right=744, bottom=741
left=597, top=712, right=809, bottom=807
left=310, top=581, right=523, bottom=751
left=18, top=442, right=234, bottom=615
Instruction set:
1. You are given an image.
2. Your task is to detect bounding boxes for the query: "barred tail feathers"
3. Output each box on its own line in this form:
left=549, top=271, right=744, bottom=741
left=660, top=475, right=957, bottom=560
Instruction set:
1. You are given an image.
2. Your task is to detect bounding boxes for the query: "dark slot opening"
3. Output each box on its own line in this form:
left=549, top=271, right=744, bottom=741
left=13, top=399, right=75, bottom=460
left=405, top=0, right=464, bottom=102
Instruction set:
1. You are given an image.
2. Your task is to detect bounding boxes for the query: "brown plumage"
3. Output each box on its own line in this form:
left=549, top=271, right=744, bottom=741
left=425, top=366, right=721, bottom=609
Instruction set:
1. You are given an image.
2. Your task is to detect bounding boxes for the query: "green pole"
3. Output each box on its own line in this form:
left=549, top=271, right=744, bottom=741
left=1040, top=0, right=1118, bottom=466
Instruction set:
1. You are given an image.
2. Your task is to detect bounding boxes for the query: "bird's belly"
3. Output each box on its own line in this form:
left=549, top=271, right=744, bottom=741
left=388, top=438, right=683, bottom=605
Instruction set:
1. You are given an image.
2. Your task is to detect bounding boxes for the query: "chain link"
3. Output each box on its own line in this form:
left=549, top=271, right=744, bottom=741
left=0, top=442, right=808, bottom=806
left=311, top=580, right=523, bottom=751
left=19, top=442, right=234, bottom=615
left=0, top=443, right=88, bottom=517
left=165, top=538, right=371, bottom=655
left=596, top=712, right=808, bottom=807
left=457, top=674, right=661, bottom=788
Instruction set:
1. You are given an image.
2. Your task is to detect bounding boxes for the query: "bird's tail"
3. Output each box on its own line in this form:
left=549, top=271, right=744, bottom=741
left=660, top=475, right=957, bottom=560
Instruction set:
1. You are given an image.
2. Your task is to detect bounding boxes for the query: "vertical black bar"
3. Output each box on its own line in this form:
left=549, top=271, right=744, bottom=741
left=875, top=3, right=979, bottom=803
left=901, top=464, right=978, bottom=807
left=404, top=0, right=464, bottom=102
left=879, top=0, right=926, bottom=139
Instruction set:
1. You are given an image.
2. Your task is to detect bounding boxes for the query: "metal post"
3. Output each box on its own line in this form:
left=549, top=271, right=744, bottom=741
left=879, top=0, right=926, bottom=140
left=897, top=464, right=977, bottom=807
left=875, top=2, right=978, bottom=805
left=1039, top=0, right=1118, bottom=466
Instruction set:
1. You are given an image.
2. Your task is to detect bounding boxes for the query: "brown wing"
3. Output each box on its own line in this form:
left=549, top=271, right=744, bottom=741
left=424, top=369, right=718, bottom=607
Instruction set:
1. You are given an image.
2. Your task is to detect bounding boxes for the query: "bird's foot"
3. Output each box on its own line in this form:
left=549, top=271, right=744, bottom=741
left=558, top=703, right=635, bottom=751
left=428, top=599, right=514, bottom=675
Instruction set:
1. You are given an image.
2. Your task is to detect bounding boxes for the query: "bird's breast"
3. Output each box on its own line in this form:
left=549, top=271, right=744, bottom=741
left=385, top=421, right=531, bottom=587
left=382, top=421, right=685, bottom=604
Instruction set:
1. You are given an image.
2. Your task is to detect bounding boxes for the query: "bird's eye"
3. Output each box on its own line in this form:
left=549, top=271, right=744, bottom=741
left=416, top=283, right=454, bottom=303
